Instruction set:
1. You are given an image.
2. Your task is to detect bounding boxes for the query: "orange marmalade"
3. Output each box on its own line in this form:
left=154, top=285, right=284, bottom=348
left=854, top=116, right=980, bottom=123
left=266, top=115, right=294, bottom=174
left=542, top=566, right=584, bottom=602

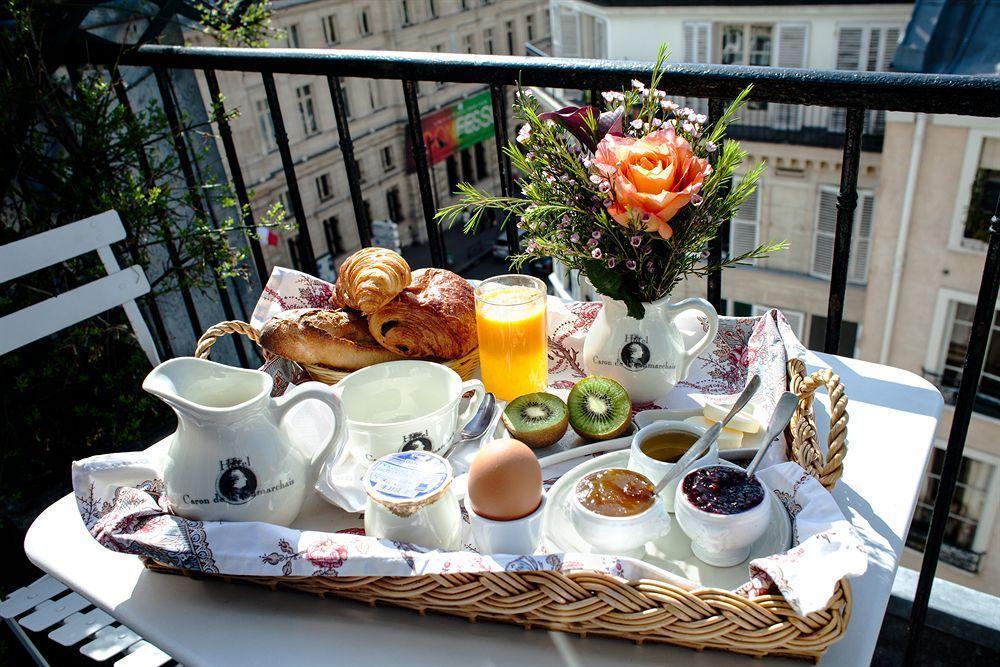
left=575, top=468, right=655, bottom=517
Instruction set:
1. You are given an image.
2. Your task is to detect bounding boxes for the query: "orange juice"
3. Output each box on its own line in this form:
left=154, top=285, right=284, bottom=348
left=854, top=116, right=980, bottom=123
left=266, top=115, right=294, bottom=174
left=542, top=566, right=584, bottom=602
left=475, top=278, right=548, bottom=402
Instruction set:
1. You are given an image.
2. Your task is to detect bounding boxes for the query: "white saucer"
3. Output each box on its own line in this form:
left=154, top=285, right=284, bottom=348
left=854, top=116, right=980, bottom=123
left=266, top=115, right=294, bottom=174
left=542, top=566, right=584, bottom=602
left=541, top=450, right=792, bottom=590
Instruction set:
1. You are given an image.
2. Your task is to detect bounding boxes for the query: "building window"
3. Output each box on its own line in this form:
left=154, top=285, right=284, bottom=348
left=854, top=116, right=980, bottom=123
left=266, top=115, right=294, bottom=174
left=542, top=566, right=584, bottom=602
left=341, top=84, right=352, bottom=119
left=462, top=34, right=475, bottom=54
left=277, top=190, right=291, bottom=219
left=288, top=237, right=301, bottom=269
left=400, top=0, right=412, bottom=27
left=323, top=216, right=344, bottom=256
left=749, top=305, right=804, bottom=340
left=432, top=45, right=446, bottom=89
left=460, top=0, right=468, bottom=10
left=363, top=199, right=372, bottom=223
left=727, top=183, right=760, bottom=263
left=446, top=155, right=460, bottom=191
left=907, top=447, right=996, bottom=573
left=963, top=167, right=1000, bottom=245
left=484, top=28, right=494, bottom=55
left=719, top=24, right=773, bottom=66
left=359, top=7, right=373, bottom=36
left=460, top=148, right=474, bottom=183
left=296, top=84, right=318, bottom=135
left=386, top=187, right=404, bottom=221
left=356, top=157, right=368, bottom=184
left=808, top=315, right=859, bottom=357
left=829, top=24, right=902, bottom=132
left=506, top=20, right=515, bottom=54
left=286, top=24, right=301, bottom=48
left=936, top=301, right=1000, bottom=418
left=474, top=142, right=489, bottom=181
left=322, top=15, right=339, bottom=45
left=315, top=173, right=334, bottom=202
left=428, top=0, right=437, bottom=19
left=254, top=98, right=276, bottom=152
left=368, top=80, right=385, bottom=111
left=380, top=146, right=396, bottom=171
left=811, top=186, right=873, bottom=285
left=526, top=14, right=535, bottom=42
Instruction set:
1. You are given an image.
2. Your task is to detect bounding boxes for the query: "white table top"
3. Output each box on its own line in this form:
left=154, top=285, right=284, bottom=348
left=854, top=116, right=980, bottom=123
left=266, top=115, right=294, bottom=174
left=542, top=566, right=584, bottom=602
left=24, top=351, right=943, bottom=667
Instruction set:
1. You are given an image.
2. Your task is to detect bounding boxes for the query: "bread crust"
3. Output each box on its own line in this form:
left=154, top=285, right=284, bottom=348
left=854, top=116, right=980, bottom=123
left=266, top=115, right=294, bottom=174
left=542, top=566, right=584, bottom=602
left=334, top=247, right=411, bottom=314
left=368, top=268, right=478, bottom=360
left=260, top=308, right=405, bottom=370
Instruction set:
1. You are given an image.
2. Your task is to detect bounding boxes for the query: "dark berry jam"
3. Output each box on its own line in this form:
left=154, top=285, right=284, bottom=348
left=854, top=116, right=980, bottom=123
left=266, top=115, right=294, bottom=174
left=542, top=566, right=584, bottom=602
left=682, top=466, right=764, bottom=515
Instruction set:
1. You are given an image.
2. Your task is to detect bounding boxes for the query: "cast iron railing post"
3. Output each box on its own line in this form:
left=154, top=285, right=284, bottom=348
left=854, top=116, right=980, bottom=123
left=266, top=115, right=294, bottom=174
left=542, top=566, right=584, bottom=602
left=903, top=213, right=1000, bottom=664
left=401, top=79, right=447, bottom=267
left=490, top=84, right=519, bottom=264
left=824, top=107, right=865, bottom=355
left=326, top=76, right=371, bottom=248
left=706, top=98, right=727, bottom=311
left=261, top=72, right=318, bottom=276
left=155, top=67, right=249, bottom=367
left=203, top=69, right=268, bottom=286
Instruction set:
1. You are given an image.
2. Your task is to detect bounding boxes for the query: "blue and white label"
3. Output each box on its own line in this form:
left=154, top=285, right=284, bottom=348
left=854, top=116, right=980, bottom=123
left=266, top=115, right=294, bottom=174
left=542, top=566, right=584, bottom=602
left=365, top=450, right=450, bottom=501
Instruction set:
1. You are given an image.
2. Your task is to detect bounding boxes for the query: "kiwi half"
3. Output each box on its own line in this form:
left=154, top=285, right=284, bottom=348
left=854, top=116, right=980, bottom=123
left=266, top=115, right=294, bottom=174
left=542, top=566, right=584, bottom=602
left=567, top=376, right=631, bottom=441
left=502, top=392, right=569, bottom=448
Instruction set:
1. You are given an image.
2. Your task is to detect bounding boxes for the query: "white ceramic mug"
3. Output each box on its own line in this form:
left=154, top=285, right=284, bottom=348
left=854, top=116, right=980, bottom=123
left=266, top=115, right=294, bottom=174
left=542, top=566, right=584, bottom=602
left=628, top=420, right=718, bottom=512
left=335, top=360, right=485, bottom=464
left=469, top=494, right=546, bottom=555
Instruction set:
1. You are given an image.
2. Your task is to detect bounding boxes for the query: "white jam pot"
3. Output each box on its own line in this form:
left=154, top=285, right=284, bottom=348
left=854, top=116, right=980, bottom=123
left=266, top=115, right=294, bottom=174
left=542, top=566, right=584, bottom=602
left=568, top=471, right=670, bottom=554
left=143, top=357, right=346, bottom=526
left=363, top=451, right=463, bottom=551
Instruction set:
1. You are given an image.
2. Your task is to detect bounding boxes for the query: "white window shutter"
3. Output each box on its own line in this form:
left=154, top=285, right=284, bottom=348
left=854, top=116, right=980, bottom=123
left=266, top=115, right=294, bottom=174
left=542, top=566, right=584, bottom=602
left=829, top=26, right=864, bottom=133
left=730, top=186, right=761, bottom=261
left=849, top=193, right=874, bottom=283
left=770, top=23, right=808, bottom=130
left=683, top=22, right=711, bottom=64
left=593, top=18, right=607, bottom=59
left=752, top=305, right=804, bottom=339
left=812, top=187, right=839, bottom=278
left=881, top=27, right=902, bottom=70
left=558, top=8, right=581, bottom=58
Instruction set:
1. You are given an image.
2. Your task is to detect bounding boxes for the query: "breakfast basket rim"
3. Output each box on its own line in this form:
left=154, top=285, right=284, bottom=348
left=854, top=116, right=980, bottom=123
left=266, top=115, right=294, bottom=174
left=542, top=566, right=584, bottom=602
left=172, top=319, right=851, bottom=661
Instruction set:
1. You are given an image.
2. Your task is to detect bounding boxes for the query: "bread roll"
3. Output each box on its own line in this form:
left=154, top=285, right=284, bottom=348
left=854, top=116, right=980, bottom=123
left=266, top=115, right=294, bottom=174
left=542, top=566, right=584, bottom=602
left=260, top=308, right=405, bottom=370
left=334, top=247, right=411, bottom=314
left=368, top=268, right=477, bottom=360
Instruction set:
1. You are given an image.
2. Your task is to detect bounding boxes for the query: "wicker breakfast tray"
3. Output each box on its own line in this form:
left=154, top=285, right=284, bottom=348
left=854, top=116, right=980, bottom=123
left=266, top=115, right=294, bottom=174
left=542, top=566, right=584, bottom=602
left=147, top=319, right=851, bottom=662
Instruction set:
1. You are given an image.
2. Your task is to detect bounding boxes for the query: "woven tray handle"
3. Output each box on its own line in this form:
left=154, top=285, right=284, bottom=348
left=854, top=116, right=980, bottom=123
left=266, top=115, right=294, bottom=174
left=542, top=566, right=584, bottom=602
left=195, top=320, right=262, bottom=360
left=787, top=358, right=848, bottom=491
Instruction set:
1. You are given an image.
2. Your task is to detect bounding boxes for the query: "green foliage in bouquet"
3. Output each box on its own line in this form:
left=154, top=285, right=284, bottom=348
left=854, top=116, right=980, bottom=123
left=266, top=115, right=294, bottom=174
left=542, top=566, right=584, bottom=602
left=438, top=46, right=786, bottom=319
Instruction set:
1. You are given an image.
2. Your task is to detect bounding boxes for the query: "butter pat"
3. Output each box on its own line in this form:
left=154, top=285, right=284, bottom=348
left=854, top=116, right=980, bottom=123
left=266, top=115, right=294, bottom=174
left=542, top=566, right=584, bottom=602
left=703, top=401, right=761, bottom=434
left=685, top=416, right=744, bottom=449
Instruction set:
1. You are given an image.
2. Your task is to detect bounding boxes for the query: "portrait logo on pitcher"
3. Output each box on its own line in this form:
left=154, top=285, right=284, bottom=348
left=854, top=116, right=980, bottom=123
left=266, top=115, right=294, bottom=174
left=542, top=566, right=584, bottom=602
left=401, top=430, right=433, bottom=452
left=619, top=334, right=651, bottom=371
left=216, top=456, right=258, bottom=504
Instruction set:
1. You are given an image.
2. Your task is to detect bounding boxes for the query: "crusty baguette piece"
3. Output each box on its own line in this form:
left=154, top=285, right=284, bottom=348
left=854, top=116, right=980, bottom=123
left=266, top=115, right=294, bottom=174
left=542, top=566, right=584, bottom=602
left=368, top=268, right=477, bottom=360
left=260, top=308, right=405, bottom=370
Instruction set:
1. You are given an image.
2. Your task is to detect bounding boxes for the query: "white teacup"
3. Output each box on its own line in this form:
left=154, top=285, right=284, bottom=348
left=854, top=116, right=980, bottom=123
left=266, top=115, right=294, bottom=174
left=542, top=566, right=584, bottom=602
left=335, top=361, right=485, bottom=464
left=627, top=420, right=718, bottom=512
left=469, top=494, right=546, bottom=555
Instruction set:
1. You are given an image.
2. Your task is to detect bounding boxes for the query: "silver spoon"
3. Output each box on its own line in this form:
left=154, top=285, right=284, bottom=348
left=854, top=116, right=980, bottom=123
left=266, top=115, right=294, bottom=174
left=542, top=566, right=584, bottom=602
left=744, top=391, right=799, bottom=478
left=653, top=375, right=761, bottom=496
left=441, top=393, right=496, bottom=458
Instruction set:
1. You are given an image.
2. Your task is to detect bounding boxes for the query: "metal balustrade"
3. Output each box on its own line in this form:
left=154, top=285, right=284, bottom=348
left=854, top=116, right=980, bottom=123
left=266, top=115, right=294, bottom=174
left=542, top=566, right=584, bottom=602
left=60, top=42, right=1000, bottom=664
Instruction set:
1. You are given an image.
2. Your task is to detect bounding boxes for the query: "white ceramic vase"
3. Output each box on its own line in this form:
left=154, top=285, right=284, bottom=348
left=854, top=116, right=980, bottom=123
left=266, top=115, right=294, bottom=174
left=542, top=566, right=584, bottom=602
left=582, top=293, right=719, bottom=404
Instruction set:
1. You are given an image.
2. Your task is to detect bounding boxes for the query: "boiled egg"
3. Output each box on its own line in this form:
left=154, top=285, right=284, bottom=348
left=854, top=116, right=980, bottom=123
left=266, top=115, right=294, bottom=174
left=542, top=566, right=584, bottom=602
left=467, top=438, right=542, bottom=521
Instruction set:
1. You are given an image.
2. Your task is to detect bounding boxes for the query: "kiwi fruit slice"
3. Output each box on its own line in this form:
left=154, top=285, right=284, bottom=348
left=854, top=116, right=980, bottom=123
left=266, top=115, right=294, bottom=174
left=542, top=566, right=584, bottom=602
left=502, top=392, right=569, bottom=448
left=567, top=376, right=632, bottom=441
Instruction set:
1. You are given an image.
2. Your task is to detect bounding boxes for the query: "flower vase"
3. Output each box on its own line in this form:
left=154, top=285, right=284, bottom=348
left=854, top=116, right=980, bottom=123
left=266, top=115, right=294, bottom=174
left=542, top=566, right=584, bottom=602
left=582, top=293, right=719, bottom=405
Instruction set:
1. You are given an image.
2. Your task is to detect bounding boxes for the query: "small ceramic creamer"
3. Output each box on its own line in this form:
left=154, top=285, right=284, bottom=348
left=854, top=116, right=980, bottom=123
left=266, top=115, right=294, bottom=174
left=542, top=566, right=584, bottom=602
left=583, top=293, right=719, bottom=404
left=143, top=357, right=346, bottom=526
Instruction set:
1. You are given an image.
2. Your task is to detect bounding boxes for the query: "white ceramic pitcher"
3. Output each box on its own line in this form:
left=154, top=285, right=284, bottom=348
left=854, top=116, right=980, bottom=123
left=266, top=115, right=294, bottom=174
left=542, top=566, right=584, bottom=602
left=582, top=294, right=719, bottom=404
left=143, top=357, right=346, bottom=526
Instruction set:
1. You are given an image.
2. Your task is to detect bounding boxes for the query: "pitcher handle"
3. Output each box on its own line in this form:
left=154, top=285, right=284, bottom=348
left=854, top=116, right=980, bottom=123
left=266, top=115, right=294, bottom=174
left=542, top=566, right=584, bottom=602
left=663, top=297, right=719, bottom=382
left=272, top=381, right=347, bottom=482
left=458, top=380, right=486, bottom=425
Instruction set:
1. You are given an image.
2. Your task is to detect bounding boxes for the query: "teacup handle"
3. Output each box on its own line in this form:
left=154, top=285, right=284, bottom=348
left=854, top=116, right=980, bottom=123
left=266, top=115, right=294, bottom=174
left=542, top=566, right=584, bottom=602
left=458, top=379, right=486, bottom=425
left=272, top=381, right=347, bottom=482
left=663, top=297, right=719, bottom=382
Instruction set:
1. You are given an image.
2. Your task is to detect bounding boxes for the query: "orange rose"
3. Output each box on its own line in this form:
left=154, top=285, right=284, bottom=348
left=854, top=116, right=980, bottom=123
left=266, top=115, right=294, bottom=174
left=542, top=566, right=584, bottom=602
left=593, top=126, right=711, bottom=239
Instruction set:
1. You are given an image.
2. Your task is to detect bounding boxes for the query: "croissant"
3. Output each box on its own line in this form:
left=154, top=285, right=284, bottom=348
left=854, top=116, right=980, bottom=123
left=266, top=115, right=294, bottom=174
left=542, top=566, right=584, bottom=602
left=368, top=268, right=478, bottom=360
left=334, top=247, right=411, bottom=314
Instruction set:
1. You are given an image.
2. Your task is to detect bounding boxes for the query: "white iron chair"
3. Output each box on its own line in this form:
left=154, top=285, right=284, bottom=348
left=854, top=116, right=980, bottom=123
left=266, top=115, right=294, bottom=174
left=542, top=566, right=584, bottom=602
left=0, top=211, right=175, bottom=665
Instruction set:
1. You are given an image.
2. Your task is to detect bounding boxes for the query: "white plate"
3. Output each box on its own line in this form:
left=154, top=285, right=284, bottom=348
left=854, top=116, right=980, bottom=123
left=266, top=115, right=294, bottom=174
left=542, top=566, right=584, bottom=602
left=541, top=450, right=792, bottom=590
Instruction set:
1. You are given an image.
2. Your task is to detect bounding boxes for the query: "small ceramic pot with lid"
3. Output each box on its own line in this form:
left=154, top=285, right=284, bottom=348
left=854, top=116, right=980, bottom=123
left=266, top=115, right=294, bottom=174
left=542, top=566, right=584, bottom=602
left=363, top=451, right=463, bottom=551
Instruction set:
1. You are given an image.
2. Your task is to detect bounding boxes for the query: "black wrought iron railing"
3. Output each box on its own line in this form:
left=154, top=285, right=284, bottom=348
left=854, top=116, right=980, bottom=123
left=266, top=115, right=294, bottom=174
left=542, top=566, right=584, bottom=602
left=62, top=43, right=1000, bottom=663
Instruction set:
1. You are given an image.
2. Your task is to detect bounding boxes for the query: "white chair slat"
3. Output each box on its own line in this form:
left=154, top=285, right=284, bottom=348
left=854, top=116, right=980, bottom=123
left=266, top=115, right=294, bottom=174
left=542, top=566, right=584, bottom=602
left=0, top=211, right=126, bottom=283
left=17, top=592, right=90, bottom=632
left=0, top=575, right=68, bottom=619
left=0, top=266, right=151, bottom=357
left=80, top=624, right=142, bottom=662
left=48, top=608, right=115, bottom=646
left=114, top=640, right=172, bottom=667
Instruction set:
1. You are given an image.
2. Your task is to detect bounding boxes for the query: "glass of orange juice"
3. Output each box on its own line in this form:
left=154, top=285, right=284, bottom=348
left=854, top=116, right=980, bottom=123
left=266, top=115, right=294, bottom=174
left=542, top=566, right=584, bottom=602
left=474, top=275, right=548, bottom=402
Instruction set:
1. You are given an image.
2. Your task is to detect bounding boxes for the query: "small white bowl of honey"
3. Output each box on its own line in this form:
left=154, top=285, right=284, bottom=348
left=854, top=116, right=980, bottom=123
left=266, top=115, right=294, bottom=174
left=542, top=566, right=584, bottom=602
left=627, top=420, right=719, bottom=512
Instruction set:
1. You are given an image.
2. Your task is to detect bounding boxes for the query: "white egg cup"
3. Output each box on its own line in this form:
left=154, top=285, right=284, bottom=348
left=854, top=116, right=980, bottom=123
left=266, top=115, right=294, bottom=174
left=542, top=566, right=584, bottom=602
left=673, top=469, right=772, bottom=567
left=627, top=420, right=718, bottom=512
left=568, top=473, right=671, bottom=555
left=469, top=494, right=546, bottom=555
